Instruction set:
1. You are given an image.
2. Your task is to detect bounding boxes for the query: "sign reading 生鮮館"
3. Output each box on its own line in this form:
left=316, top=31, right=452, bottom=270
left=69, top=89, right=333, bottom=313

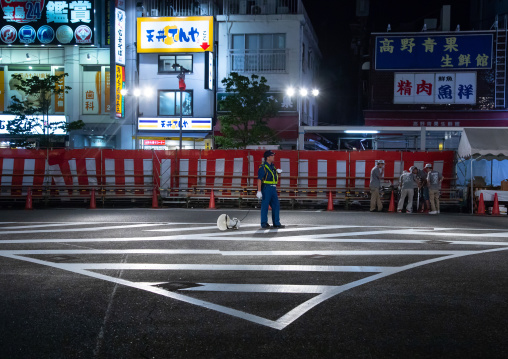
left=375, top=34, right=493, bottom=70
left=137, top=16, right=213, bottom=53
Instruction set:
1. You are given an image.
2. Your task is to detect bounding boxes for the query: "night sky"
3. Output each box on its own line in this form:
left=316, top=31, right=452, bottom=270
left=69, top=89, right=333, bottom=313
left=301, top=0, right=471, bottom=126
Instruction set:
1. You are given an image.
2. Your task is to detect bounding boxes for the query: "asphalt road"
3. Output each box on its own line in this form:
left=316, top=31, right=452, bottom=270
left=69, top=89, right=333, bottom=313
left=1, top=208, right=508, bottom=359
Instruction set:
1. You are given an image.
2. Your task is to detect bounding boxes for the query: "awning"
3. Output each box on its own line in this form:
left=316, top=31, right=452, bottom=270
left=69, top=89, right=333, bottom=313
left=458, top=128, right=508, bottom=160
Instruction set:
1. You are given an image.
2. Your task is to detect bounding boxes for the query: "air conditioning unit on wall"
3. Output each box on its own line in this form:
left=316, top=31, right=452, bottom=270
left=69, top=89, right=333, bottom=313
left=251, top=5, right=265, bottom=14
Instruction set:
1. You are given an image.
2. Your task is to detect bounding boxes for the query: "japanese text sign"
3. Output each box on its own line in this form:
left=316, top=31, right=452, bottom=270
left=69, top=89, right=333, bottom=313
left=394, top=72, right=476, bottom=104
left=115, top=8, right=125, bottom=65
left=375, top=34, right=492, bottom=70
left=115, top=65, right=125, bottom=118
left=0, top=0, right=95, bottom=45
left=137, top=16, right=213, bottom=53
left=138, top=117, right=212, bottom=131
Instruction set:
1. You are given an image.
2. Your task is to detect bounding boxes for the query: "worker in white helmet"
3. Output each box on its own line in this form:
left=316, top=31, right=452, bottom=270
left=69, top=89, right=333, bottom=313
left=397, top=166, right=419, bottom=213
left=369, top=160, right=385, bottom=212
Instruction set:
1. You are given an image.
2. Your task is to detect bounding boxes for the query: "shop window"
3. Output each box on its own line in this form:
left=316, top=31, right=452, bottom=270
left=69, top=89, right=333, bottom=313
left=158, top=90, right=193, bottom=116
left=158, top=55, right=193, bottom=73
left=82, top=66, right=111, bottom=115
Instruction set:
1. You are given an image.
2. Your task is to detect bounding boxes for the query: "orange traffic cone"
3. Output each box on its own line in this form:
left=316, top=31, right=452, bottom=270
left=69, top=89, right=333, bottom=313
left=327, top=191, right=334, bottom=211
left=492, top=193, right=500, bottom=215
left=25, top=187, right=33, bottom=210
left=388, top=191, right=396, bottom=212
left=152, top=186, right=159, bottom=209
left=477, top=193, right=485, bottom=215
left=89, top=188, right=96, bottom=209
left=208, top=190, right=216, bottom=209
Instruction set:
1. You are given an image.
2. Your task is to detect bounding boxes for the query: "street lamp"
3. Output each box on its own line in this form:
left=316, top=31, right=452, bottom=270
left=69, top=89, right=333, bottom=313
left=172, top=63, right=190, bottom=150
left=121, top=87, right=152, bottom=149
left=286, top=87, right=319, bottom=150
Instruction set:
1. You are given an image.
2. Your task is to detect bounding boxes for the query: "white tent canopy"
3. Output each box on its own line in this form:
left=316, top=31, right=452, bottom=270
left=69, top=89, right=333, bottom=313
left=458, top=128, right=508, bottom=160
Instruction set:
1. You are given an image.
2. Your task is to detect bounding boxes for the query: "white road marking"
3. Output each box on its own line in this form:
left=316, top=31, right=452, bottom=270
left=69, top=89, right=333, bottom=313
left=145, top=224, right=260, bottom=232
left=0, top=222, right=96, bottom=229
left=181, top=283, right=336, bottom=293
left=0, top=223, right=164, bottom=234
left=3, top=223, right=508, bottom=330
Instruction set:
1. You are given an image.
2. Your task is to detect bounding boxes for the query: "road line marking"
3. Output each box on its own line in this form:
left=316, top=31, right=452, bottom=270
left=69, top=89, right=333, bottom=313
left=181, top=283, right=336, bottom=294
left=145, top=224, right=260, bottom=232
left=0, top=222, right=96, bottom=229
left=67, top=263, right=392, bottom=273
left=0, top=223, right=164, bottom=234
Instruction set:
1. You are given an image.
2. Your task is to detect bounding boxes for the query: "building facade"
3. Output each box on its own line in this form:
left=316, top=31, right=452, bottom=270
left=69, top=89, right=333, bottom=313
left=0, top=0, right=320, bottom=150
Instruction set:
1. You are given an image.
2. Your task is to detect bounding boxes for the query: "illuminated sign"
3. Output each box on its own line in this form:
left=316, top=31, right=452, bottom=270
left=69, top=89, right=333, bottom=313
left=205, top=51, right=213, bottom=90
left=137, top=16, right=213, bottom=53
left=115, top=65, right=125, bottom=118
left=115, top=8, right=125, bottom=65
left=144, top=140, right=166, bottom=146
left=375, top=34, right=493, bottom=70
left=0, top=0, right=95, bottom=45
left=0, top=115, right=67, bottom=134
left=138, top=117, right=212, bottom=131
left=394, top=72, right=476, bottom=104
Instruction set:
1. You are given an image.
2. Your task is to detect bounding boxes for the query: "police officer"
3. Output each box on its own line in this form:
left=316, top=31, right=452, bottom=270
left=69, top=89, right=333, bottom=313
left=256, top=150, right=285, bottom=229
left=370, top=160, right=385, bottom=212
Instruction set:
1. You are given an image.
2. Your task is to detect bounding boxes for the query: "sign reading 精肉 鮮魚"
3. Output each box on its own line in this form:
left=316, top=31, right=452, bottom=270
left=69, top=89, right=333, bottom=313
left=375, top=34, right=493, bottom=70
left=137, top=16, right=213, bottom=53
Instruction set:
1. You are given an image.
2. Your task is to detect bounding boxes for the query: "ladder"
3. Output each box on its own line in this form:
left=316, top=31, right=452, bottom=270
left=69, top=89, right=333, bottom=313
left=494, top=14, right=508, bottom=108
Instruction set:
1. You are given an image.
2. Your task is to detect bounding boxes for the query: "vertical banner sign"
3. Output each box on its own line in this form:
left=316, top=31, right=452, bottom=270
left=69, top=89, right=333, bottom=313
left=115, top=65, right=125, bottom=118
left=0, top=69, right=4, bottom=112
left=105, top=69, right=110, bottom=113
left=205, top=51, right=213, bottom=90
left=55, top=69, right=65, bottom=112
left=115, top=8, right=125, bottom=65
left=82, top=71, right=101, bottom=114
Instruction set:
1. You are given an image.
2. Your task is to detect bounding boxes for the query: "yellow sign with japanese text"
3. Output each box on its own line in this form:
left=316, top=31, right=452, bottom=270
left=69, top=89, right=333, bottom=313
left=137, top=16, right=213, bottom=53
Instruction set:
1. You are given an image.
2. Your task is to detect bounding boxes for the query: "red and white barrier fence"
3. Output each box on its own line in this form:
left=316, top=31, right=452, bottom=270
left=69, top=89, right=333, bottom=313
left=0, top=149, right=455, bottom=199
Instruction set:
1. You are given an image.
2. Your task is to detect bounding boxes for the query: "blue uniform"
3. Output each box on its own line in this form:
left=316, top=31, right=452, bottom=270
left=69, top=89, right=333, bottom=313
left=257, top=162, right=282, bottom=228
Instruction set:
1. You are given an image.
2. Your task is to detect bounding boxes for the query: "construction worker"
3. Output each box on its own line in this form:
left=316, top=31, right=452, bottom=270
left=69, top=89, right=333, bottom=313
left=256, top=150, right=285, bottom=229
left=418, top=166, right=430, bottom=213
left=426, top=163, right=443, bottom=214
left=369, top=160, right=385, bottom=212
left=397, top=166, right=419, bottom=213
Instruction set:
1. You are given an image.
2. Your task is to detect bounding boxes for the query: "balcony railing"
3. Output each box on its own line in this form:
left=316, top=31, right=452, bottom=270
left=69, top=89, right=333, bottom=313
left=223, top=0, right=301, bottom=15
left=141, top=0, right=218, bottom=17
left=230, top=50, right=287, bottom=73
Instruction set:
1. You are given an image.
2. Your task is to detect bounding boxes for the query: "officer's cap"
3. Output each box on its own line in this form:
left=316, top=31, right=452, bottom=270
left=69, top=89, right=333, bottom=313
left=376, top=160, right=385, bottom=165
left=264, top=150, right=275, bottom=158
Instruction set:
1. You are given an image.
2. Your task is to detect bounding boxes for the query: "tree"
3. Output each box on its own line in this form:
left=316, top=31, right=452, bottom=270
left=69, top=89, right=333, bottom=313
left=6, top=73, right=84, bottom=148
left=216, top=72, right=280, bottom=149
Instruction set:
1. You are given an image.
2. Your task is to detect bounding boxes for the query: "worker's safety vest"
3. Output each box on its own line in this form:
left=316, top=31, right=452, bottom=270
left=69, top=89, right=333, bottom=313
left=262, top=164, right=278, bottom=185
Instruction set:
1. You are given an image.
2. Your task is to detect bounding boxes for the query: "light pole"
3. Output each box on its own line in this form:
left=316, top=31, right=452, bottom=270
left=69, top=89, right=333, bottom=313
left=121, top=87, right=152, bottom=149
left=172, top=63, right=190, bottom=150
left=286, top=87, right=319, bottom=150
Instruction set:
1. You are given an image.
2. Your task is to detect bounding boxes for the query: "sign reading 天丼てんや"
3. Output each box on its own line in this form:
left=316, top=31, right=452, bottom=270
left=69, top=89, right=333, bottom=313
left=216, top=92, right=296, bottom=112
left=0, top=0, right=94, bottom=45
left=137, top=16, right=213, bottom=53
left=394, top=72, right=476, bottom=104
left=115, top=65, right=125, bottom=118
left=375, top=34, right=493, bottom=70
left=138, top=118, right=212, bottom=131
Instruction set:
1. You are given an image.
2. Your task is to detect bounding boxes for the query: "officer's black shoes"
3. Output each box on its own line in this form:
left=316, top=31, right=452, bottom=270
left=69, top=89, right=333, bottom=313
left=261, top=224, right=272, bottom=229
left=273, top=224, right=285, bottom=228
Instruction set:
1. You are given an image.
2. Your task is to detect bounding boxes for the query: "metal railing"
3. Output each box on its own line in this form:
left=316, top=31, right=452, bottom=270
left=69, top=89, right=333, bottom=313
left=230, top=49, right=287, bottom=73
left=141, top=0, right=218, bottom=17
left=223, top=0, right=301, bottom=15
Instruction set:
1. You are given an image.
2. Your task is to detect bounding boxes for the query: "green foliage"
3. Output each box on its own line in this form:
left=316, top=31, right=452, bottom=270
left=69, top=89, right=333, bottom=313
left=6, top=73, right=83, bottom=148
left=216, top=72, right=280, bottom=149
